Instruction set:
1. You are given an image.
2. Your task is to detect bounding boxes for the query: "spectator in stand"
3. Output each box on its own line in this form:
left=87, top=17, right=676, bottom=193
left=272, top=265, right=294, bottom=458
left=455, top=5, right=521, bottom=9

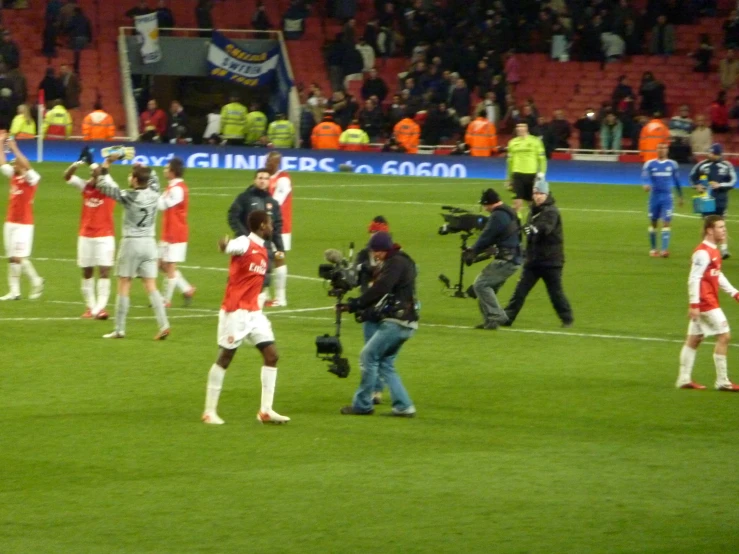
left=42, top=99, right=72, bottom=139
left=537, top=116, right=556, bottom=158
left=283, top=0, right=308, bottom=39
left=167, top=100, right=189, bottom=143
left=393, top=111, right=421, bottom=154
left=46, top=0, right=64, bottom=23
left=465, top=109, right=498, bottom=157
left=639, top=72, right=666, bottom=115
left=252, top=1, right=272, bottom=31
left=357, top=98, right=384, bottom=142
left=125, top=0, right=152, bottom=21
left=0, top=30, right=20, bottom=70
left=649, top=15, right=675, bottom=56
left=600, top=113, right=623, bottom=153
left=356, top=39, right=375, bottom=72
left=515, top=104, right=538, bottom=129
left=720, top=49, right=739, bottom=90
left=203, top=104, right=221, bottom=144
left=38, top=67, right=64, bottom=104
left=474, top=91, right=496, bottom=125
left=195, top=0, right=214, bottom=38
left=360, top=68, right=388, bottom=103
left=504, top=50, right=520, bottom=90
left=387, top=93, right=406, bottom=131
left=306, top=83, right=327, bottom=123
left=623, top=17, right=644, bottom=56
left=602, top=31, right=625, bottom=63
left=550, top=109, right=572, bottom=149
left=139, top=99, right=167, bottom=142
left=156, top=0, right=175, bottom=34
left=328, top=90, right=355, bottom=130
left=342, top=42, right=365, bottom=89
left=9, top=104, right=36, bottom=139
left=6, top=64, right=25, bottom=104
left=43, top=7, right=59, bottom=59
left=691, top=34, right=714, bottom=73
left=82, top=101, right=116, bottom=141
left=339, top=119, right=369, bottom=151
left=449, top=78, right=470, bottom=120
left=724, top=10, right=739, bottom=49
left=421, top=102, right=454, bottom=145
left=690, top=114, right=713, bottom=154
left=729, top=95, right=739, bottom=127
left=669, top=105, right=695, bottom=141
left=59, top=0, right=79, bottom=33
left=299, top=103, right=315, bottom=148
left=710, top=91, right=730, bottom=133
left=311, top=112, right=341, bottom=149
left=639, top=112, right=670, bottom=161
left=575, top=108, right=599, bottom=151
left=68, top=7, right=92, bottom=75
left=59, top=64, right=80, bottom=110
left=382, top=135, right=406, bottom=153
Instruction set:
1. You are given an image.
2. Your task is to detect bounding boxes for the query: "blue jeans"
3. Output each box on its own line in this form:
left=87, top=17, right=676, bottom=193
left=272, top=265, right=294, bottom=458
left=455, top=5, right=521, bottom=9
left=352, top=321, right=415, bottom=413
left=363, top=321, right=387, bottom=393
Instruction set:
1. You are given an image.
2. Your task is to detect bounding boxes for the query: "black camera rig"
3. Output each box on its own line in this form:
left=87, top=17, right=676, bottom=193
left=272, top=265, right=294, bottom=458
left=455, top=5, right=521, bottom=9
left=437, top=206, right=491, bottom=298
left=315, top=244, right=358, bottom=378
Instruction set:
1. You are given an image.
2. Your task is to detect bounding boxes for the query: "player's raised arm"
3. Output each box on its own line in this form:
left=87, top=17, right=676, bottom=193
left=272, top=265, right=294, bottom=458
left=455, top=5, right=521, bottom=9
left=7, top=137, right=31, bottom=172
left=0, top=130, right=8, bottom=169
left=95, top=158, right=127, bottom=203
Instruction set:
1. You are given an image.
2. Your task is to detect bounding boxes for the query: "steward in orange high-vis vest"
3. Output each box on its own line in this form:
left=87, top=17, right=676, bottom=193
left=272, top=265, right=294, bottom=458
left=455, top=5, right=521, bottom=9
left=393, top=113, right=420, bottom=154
left=639, top=115, right=669, bottom=162
left=311, top=113, right=342, bottom=150
left=82, top=103, right=116, bottom=141
left=465, top=112, right=498, bottom=157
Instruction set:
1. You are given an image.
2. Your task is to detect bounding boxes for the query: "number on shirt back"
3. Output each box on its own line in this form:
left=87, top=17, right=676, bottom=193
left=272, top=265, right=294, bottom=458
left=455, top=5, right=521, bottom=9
left=137, top=208, right=152, bottom=227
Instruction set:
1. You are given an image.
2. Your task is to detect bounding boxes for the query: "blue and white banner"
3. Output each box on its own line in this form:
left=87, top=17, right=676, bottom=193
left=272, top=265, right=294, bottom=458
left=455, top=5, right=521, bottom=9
left=134, top=12, right=162, bottom=64
left=207, top=32, right=280, bottom=87
left=21, top=140, right=662, bottom=186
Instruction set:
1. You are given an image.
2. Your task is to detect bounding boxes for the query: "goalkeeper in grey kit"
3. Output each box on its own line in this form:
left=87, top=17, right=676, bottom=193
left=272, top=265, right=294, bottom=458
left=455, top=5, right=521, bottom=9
left=95, top=155, right=170, bottom=340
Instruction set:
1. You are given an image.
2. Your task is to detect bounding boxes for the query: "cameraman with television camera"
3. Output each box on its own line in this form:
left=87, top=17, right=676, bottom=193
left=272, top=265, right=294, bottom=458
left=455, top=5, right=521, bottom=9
left=338, top=231, right=418, bottom=417
left=465, top=188, right=522, bottom=330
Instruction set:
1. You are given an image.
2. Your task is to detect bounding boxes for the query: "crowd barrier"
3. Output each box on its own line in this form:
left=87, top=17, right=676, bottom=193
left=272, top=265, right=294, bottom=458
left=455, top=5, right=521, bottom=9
left=14, top=140, right=682, bottom=186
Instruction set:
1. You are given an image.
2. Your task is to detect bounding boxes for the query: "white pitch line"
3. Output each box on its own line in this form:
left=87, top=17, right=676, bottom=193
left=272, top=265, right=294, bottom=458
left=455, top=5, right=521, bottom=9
left=277, top=314, right=739, bottom=348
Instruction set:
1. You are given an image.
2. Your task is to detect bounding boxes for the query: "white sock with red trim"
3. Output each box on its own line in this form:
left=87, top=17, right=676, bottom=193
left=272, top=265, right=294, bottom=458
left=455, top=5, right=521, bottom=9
left=677, top=345, right=697, bottom=386
left=81, top=278, right=95, bottom=311
left=260, top=366, right=277, bottom=413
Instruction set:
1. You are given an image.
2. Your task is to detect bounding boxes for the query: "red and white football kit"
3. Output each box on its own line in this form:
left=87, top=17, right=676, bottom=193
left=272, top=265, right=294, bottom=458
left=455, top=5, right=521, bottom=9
left=217, top=233, right=274, bottom=349
left=687, top=240, right=738, bottom=337
left=3, top=164, right=40, bottom=258
left=67, top=176, right=116, bottom=267
left=158, top=178, right=189, bottom=262
left=268, top=169, right=292, bottom=251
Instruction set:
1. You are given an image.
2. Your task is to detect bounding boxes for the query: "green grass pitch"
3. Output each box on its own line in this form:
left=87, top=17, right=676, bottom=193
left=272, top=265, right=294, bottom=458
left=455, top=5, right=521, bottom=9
left=1, top=164, right=738, bottom=553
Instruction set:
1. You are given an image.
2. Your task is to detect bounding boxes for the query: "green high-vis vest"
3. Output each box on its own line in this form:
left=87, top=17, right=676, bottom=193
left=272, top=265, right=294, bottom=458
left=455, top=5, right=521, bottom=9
left=246, top=111, right=267, bottom=144
left=268, top=120, right=295, bottom=148
left=220, top=102, right=248, bottom=140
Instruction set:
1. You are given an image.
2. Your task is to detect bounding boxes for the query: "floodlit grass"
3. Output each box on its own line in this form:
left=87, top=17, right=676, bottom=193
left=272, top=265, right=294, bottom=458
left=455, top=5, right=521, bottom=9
left=1, top=164, right=738, bottom=553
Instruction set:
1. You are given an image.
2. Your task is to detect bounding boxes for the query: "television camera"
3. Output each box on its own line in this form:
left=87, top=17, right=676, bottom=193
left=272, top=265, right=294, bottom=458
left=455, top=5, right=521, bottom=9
left=315, top=244, right=359, bottom=378
left=437, top=206, right=492, bottom=298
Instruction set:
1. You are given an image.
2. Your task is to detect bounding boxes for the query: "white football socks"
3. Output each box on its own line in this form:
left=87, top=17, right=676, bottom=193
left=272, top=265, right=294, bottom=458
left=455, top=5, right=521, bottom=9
left=714, top=353, right=730, bottom=386
left=175, top=270, right=191, bottom=293
left=274, top=265, right=287, bottom=304
left=8, top=263, right=21, bottom=296
left=21, top=259, right=41, bottom=284
left=148, top=290, right=169, bottom=330
left=165, top=277, right=178, bottom=303
left=81, top=278, right=95, bottom=310
left=94, top=278, right=111, bottom=315
left=260, top=366, right=277, bottom=413
left=677, top=345, right=697, bottom=386
left=205, top=363, right=226, bottom=414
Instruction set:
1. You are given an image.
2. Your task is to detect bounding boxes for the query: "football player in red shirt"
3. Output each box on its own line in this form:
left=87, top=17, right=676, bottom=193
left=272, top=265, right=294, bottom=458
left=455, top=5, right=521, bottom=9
left=678, top=215, right=739, bottom=391
left=157, top=157, right=195, bottom=307
left=265, top=151, right=292, bottom=307
left=202, top=210, right=290, bottom=425
left=64, top=159, right=116, bottom=319
left=0, top=132, right=44, bottom=301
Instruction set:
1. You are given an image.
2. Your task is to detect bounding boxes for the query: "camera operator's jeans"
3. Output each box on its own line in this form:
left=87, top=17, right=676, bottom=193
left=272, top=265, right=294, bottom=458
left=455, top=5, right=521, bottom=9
left=363, top=321, right=387, bottom=394
left=473, top=259, right=521, bottom=325
left=353, top=321, right=415, bottom=413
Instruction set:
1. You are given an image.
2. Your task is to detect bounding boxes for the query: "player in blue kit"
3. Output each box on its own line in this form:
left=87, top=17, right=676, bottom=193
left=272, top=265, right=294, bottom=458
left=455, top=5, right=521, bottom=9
left=642, top=142, right=683, bottom=257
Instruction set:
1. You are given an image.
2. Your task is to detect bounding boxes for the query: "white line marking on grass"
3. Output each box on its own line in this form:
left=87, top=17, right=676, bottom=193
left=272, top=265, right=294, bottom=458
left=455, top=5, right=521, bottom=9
left=33, top=258, right=324, bottom=282
left=277, top=314, right=739, bottom=348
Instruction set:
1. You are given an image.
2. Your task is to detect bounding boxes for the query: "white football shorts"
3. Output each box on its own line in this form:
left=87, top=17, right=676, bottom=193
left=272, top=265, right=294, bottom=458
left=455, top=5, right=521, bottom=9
left=4, top=222, right=33, bottom=258
left=159, top=242, right=188, bottom=263
left=688, top=308, right=730, bottom=337
left=281, top=233, right=291, bottom=252
left=78, top=236, right=115, bottom=268
left=218, top=309, right=275, bottom=350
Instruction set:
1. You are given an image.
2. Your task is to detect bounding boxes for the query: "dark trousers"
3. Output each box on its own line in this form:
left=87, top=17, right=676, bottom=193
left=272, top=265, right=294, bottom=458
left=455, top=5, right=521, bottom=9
left=505, top=265, right=573, bottom=324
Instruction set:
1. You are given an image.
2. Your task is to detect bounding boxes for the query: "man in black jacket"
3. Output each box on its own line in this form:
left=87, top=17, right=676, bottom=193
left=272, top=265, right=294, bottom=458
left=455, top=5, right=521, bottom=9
left=466, top=188, right=522, bottom=330
left=227, top=168, right=284, bottom=306
left=503, top=178, right=574, bottom=327
left=340, top=232, right=417, bottom=417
